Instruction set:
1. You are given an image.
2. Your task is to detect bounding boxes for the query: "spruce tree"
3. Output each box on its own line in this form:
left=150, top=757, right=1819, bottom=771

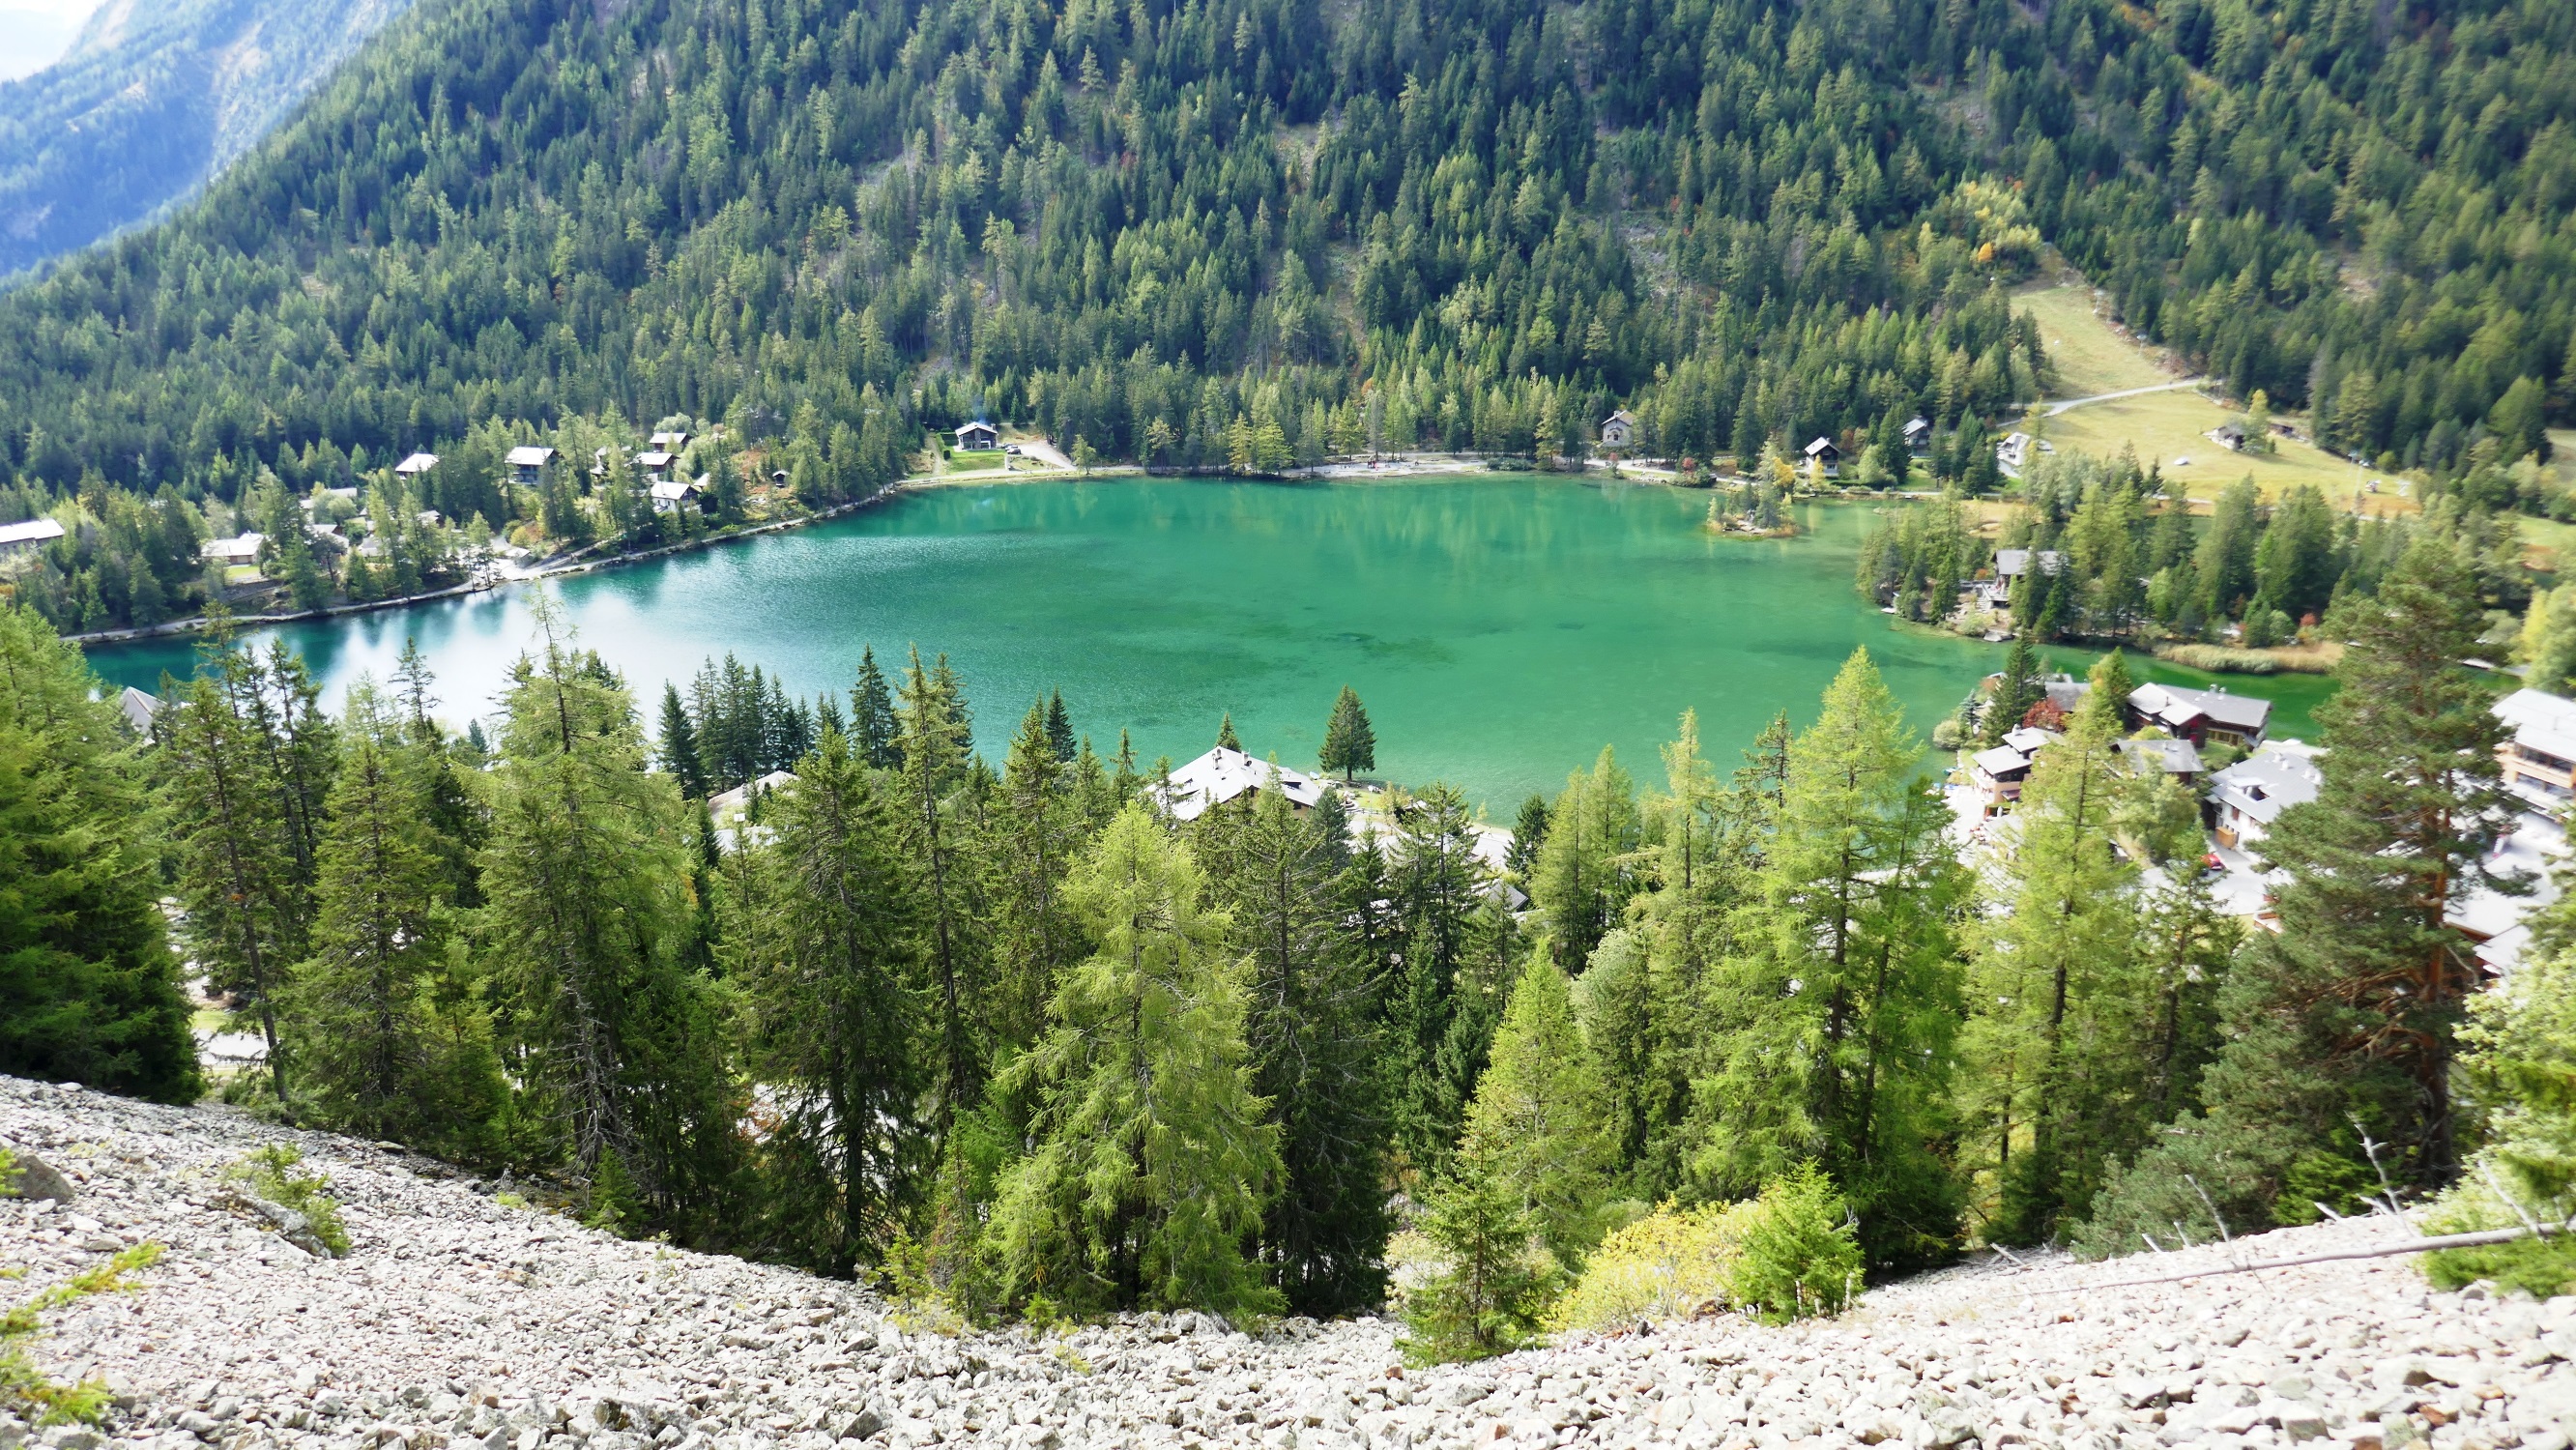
left=988, top=699, right=1086, bottom=1051
left=1390, top=783, right=1497, bottom=1169
left=729, top=729, right=927, bottom=1275
left=658, top=682, right=709, bottom=799
left=1215, top=711, right=1241, bottom=751
left=1688, top=650, right=1967, bottom=1271
left=480, top=609, right=743, bottom=1230
left=1318, top=684, right=1375, bottom=782
left=1044, top=687, right=1077, bottom=763
left=849, top=646, right=900, bottom=769
left=285, top=690, right=502, bottom=1156
left=897, top=647, right=986, bottom=1132
left=1982, top=636, right=2043, bottom=745
left=1223, top=778, right=1392, bottom=1314
left=989, top=806, right=1283, bottom=1317
left=0, top=605, right=198, bottom=1102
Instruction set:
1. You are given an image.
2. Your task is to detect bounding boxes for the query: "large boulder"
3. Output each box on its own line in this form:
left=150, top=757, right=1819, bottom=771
left=2, top=1147, right=75, bottom=1203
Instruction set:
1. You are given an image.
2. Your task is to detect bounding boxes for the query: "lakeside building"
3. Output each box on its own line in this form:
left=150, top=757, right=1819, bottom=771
left=200, top=532, right=264, bottom=566
left=2495, top=687, right=2576, bottom=805
left=1598, top=410, right=1636, bottom=453
left=2114, top=735, right=2203, bottom=785
left=117, top=686, right=161, bottom=737
left=1966, top=725, right=2058, bottom=815
left=2206, top=740, right=2323, bottom=852
left=507, top=446, right=557, bottom=486
left=953, top=420, right=1000, bottom=451
left=0, top=517, right=66, bottom=558
left=1903, top=417, right=1931, bottom=455
left=394, top=452, right=439, bottom=478
left=1154, top=747, right=1331, bottom=824
left=1802, top=436, right=1841, bottom=479
left=2128, top=681, right=2272, bottom=749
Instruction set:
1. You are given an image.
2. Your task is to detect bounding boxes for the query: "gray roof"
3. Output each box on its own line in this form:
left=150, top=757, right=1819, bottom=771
left=2116, top=737, right=2203, bottom=776
left=0, top=518, right=67, bottom=547
left=1972, top=744, right=2035, bottom=780
left=1994, top=548, right=2065, bottom=578
left=2209, top=743, right=2323, bottom=826
left=2132, top=682, right=2272, bottom=734
left=2496, top=688, right=2576, bottom=765
left=507, top=446, right=557, bottom=466
left=393, top=451, right=440, bottom=475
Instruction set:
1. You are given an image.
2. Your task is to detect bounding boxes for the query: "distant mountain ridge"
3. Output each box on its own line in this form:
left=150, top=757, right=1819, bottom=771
left=0, top=0, right=415, bottom=279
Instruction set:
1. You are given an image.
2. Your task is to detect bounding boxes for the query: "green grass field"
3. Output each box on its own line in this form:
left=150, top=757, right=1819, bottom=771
left=2013, top=281, right=2173, bottom=398
left=945, top=450, right=1007, bottom=472
left=2037, top=390, right=2399, bottom=509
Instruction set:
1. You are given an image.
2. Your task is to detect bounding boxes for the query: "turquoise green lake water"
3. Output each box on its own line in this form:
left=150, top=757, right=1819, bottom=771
left=85, top=477, right=2328, bottom=809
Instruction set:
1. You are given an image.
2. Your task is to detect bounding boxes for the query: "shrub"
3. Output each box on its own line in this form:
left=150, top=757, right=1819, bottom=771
left=1547, top=1202, right=1751, bottom=1333
left=225, top=1144, right=352, bottom=1256
left=1727, top=1165, right=1863, bottom=1323
left=2, top=1241, right=161, bottom=1424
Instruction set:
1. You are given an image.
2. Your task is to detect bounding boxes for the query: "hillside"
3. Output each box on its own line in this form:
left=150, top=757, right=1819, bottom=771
left=0, top=0, right=2570, bottom=635
left=9, top=1075, right=2575, bottom=1449
left=0, top=0, right=415, bottom=280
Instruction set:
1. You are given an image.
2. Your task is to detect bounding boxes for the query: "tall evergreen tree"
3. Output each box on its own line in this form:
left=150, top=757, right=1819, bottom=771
left=658, top=682, right=709, bottom=799
left=479, top=608, right=742, bottom=1230
left=0, top=604, right=198, bottom=1102
left=1390, top=783, right=1497, bottom=1170
left=1688, top=650, right=1967, bottom=1272
left=729, top=729, right=927, bottom=1276
left=1221, top=779, right=1392, bottom=1314
left=1457, top=957, right=1613, bottom=1266
left=1982, top=636, right=2043, bottom=745
left=990, top=806, right=1282, bottom=1317
left=987, top=699, right=1087, bottom=1051
left=1044, top=688, right=1077, bottom=764
left=897, top=647, right=985, bottom=1131
left=1527, top=747, right=1640, bottom=971
left=850, top=647, right=902, bottom=770
left=1214, top=711, right=1241, bottom=751
left=285, top=689, right=501, bottom=1156
left=1319, top=685, right=1375, bottom=783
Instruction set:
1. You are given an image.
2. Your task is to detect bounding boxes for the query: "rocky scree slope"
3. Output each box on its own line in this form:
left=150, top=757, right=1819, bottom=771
left=4, top=1075, right=2574, bottom=1450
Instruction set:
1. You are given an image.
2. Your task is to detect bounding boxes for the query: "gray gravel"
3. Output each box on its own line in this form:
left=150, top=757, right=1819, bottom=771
left=6, top=1075, right=2573, bottom=1450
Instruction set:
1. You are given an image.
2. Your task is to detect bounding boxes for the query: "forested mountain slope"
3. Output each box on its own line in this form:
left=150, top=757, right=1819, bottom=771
left=0, top=0, right=2569, bottom=632
left=0, top=0, right=417, bottom=280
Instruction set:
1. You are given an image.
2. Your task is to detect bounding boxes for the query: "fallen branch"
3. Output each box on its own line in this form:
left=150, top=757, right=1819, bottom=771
left=2031, top=1223, right=2564, bottom=1295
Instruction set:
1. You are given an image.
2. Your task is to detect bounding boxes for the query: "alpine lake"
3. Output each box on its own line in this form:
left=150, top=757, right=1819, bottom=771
left=84, top=475, right=2332, bottom=809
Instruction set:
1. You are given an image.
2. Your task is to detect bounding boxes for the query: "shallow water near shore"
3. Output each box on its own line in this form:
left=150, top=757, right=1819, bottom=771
left=85, top=477, right=2325, bottom=808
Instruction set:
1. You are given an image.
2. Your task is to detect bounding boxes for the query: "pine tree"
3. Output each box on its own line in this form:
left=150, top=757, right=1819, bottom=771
left=2082, top=536, right=2520, bottom=1246
left=849, top=646, right=901, bottom=770
left=1214, top=711, right=1241, bottom=751
left=658, top=682, right=709, bottom=799
left=285, top=690, right=502, bottom=1156
left=1318, top=684, right=1375, bottom=783
left=1399, top=1160, right=1560, bottom=1365
left=989, top=806, right=1283, bottom=1317
left=729, top=729, right=927, bottom=1276
left=1223, top=778, right=1392, bottom=1314
left=1688, top=650, right=1967, bottom=1272
left=0, top=604, right=198, bottom=1102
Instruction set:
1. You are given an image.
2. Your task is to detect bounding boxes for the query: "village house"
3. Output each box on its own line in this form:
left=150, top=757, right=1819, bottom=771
left=1996, top=432, right=2032, bottom=476
left=200, top=532, right=265, bottom=567
left=0, top=517, right=66, bottom=559
left=2206, top=740, right=2323, bottom=852
left=1903, top=417, right=1932, bottom=455
left=1802, top=436, right=1841, bottom=480
left=953, top=420, right=1000, bottom=451
left=1967, top=724, right=2058, bottom=815
left=650, top=478, right=702, bottom=514
left=393, top=452, right=439, bottom=478
left=2212, top=421, right=2248, bottom=451
left=634, top=450, right=679, bottom=482
left=507, top=446, right=557, bottom=486
left=1599, top=409, right=1636, bottom=453
left=1154, top=746, right=1333, bottom=824
left=117, top=686, right=161, bottom=738
left=2129, top=681, right=2272, bottom=749
left=2495, top=687, right=2576, bottom=805
left=651, top=430, right=692, bottom=452
left=1993, top=548, right=2065, bottom=583
left=2115, top=735, right=2204, bottom=785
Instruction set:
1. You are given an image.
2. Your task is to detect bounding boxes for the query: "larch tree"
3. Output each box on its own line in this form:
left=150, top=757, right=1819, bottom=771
left=989, top=806, right=1283, bottom=1318
left=1459, top=956, right=1613, bottom=1266
left=1689, top=649, right=1967, bottom=1272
